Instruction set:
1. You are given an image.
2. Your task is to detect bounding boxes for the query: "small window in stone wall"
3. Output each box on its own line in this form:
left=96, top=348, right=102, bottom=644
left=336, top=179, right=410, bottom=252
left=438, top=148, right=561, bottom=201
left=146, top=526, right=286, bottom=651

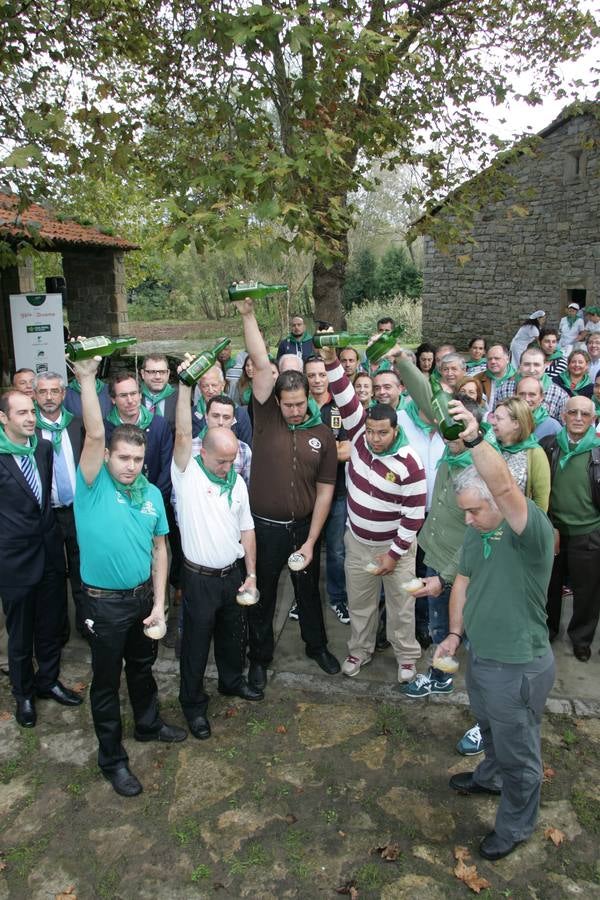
left=564, top=150, right=586, bottom=184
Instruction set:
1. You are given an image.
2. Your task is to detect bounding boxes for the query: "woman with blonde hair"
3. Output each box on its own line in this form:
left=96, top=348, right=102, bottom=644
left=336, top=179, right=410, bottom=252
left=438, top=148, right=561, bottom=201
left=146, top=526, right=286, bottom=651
left=490, top=396, right=550, bottom=511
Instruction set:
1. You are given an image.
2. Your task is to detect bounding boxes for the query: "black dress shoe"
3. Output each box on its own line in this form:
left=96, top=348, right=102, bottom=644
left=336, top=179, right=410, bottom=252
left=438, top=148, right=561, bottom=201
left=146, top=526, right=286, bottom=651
left=573, top=644, right=591, bottom=662
left=36, top=681, right=83, bottom=707
left=103, top=765, right=143, bottom=797
left=449, top=772, right=501, bottom=796
left=248, top=661, right=268, bottom=691
left=15, top=698, right=36, bottom=728
left=218, top=681, right=264, bottom=701
left=479, top=830, right=522, bottom=860
left=306, top=647, right=341, bottom=674
left=188, top=715, right=211, bottom=740
left=134, top=722, right=188, bottom=743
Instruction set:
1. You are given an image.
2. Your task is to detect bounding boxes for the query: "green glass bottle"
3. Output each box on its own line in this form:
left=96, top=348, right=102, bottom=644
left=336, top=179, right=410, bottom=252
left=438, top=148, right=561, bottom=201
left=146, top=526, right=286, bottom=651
left=365, top=324, right=404, bottom=363
left=227, top=281, right=288, bottom=301
left=313, top=331, right=371, bottom=349
left=65, top=335, right=137, bottom=361
left=430, top=382, right=463, bottom=440
left=178, top=338, right=231, bottom=386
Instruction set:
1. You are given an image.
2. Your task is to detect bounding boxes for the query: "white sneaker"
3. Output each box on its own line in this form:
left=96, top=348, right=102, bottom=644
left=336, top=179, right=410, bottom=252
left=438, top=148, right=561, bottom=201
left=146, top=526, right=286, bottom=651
left=341, top=654, right=371, bottom=677
left=398, top=662, right=417, bottom=683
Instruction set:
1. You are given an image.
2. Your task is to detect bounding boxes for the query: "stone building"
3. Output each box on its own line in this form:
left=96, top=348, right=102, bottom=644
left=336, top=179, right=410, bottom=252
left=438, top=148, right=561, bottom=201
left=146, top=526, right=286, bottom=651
left=419, top=106, right=600, bottom=349
left=0, top=191, right=138, bottom=380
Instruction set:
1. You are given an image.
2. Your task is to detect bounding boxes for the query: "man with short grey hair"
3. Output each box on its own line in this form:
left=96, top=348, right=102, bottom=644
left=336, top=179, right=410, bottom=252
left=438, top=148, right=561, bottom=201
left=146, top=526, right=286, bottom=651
left=435, top=399, right=555, bottom=861
left=439, top=353, right=466, bottom=391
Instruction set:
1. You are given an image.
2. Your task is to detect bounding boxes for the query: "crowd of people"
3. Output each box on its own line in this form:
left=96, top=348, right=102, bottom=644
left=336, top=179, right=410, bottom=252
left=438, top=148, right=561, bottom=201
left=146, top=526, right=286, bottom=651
left=1, top=299, right=599, bottom=860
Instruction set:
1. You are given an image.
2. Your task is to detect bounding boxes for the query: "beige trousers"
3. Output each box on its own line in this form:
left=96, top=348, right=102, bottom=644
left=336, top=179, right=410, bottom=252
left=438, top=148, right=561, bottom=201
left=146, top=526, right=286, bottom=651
left=344, top=530, right=421, bottom=664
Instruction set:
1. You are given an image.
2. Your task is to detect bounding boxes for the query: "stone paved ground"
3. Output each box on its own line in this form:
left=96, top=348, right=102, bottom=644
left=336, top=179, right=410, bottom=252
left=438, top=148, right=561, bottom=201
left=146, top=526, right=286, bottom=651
left=0, top=653, right=599, bottom=900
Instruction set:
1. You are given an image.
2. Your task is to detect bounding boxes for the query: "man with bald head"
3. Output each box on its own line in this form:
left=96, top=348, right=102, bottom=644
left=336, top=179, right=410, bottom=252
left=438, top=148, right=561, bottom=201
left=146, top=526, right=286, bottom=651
left=493, top=347, right=568, bottom=420
left=541, top=396, right=600, bottom=661
left=516, top=377, right=561, bottom=440
left=173, top=361, right=261, bottom=741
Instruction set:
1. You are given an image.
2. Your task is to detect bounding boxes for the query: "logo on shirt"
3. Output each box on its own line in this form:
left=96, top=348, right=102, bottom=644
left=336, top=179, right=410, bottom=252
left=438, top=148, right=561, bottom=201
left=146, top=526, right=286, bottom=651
left=331, top=413, right=342, bottom=430
left=385, top=471, right=397, bottom=483
left=140, top=500, right=158, bottom=517
left=308, top=437, right=322, bottom=450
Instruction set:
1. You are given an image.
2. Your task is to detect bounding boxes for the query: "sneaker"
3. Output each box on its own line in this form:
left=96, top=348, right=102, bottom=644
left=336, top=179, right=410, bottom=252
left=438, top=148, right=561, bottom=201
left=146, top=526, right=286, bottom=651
left=288, top=603, right=299, bottom=620
left=456, top=724, right=483, bottom=756
left=341, top=654, right=371, bottom=677
left=400, top=667, right=454, bottom=698
left=398, top=662, right=417, bottom=683
left=330, top=601, right=350, bottom=624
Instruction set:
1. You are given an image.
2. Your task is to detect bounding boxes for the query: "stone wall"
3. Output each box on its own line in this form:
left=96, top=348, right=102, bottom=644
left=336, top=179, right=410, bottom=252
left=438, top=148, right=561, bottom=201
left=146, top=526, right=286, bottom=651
left=62, top=248, right=129, bottom=339
left=422, top=113, right=600, bottom=349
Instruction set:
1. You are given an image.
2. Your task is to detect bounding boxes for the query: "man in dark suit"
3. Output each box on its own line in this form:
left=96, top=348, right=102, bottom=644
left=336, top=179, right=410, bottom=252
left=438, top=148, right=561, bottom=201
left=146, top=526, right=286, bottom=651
left=34, top=371, right=86, bottom=638
left=0, top=389, right=83, bottom=727
left=104, top=371, right=173, bottom=506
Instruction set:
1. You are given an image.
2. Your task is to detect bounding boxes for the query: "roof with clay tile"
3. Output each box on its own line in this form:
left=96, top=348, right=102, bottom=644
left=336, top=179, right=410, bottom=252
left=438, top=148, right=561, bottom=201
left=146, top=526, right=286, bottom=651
left=0, top=192, right=139, bottom=251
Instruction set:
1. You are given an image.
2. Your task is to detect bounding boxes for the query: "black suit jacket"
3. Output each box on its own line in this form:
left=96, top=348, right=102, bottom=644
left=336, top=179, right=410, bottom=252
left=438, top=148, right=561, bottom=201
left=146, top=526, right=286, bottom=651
left=0, top=439, right=66, bottom=587
left=35, top=414, right=85, bottom=467
left=141, top=389, right=179, bottom=435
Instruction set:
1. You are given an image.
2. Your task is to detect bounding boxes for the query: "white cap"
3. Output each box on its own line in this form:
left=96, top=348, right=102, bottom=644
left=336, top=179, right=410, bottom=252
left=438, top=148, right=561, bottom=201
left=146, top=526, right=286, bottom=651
left=528, top=309, right=545, bottom=320
left=567, top=302, right=580, bottom=310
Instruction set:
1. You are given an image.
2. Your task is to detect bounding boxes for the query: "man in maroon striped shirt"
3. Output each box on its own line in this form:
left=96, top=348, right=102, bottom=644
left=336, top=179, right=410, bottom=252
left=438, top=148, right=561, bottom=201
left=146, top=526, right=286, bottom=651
left=319, top=344, right=427, bottom=683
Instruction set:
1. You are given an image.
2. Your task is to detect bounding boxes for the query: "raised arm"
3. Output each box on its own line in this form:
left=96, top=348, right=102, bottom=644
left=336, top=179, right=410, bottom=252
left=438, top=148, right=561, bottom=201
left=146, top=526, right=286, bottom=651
left=76, top=356, right=106, bottom=485
left=174, top=357, right=193, bottom=471
left=450, top=399, right=528, bottom=534
left=233, top=298, right=273, bottom=404
left=318, top=344, right=366, bottom=439
left=394, top=353, right=436, bottom=424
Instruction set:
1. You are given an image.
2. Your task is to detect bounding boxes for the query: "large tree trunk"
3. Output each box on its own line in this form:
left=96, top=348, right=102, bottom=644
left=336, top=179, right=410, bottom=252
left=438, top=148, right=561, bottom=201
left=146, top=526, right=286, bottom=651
left=312, top=251, right=348, bottom=330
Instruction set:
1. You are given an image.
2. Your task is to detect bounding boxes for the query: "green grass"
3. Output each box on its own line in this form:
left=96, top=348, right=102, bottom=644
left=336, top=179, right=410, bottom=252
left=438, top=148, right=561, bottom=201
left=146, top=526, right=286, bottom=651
left=572, top=788, right=600, bottom=834
left=191, top=863, right=211, bottom=882
left=376, top=704, right=412, bottom=741
left=172, top=817, right=202, bottom=846
left=5, top=836, right=50, bottom=877
left=228, top=841, right=271, bottom=876
left=355, top=862, right=384, bottom=890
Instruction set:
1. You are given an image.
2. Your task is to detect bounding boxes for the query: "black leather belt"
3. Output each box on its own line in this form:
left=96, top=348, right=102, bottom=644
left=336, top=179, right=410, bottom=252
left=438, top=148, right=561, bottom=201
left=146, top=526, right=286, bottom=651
left=184, top=558, right=239, bottom=577
left=254, top=515, right=310, bottom=529
left=83, top=578, right=152, bottom=598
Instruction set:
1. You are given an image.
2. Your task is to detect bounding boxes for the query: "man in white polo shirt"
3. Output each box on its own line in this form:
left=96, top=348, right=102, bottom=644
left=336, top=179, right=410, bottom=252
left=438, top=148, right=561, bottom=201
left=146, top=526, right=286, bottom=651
left=172, top=358, right=261, bottom=742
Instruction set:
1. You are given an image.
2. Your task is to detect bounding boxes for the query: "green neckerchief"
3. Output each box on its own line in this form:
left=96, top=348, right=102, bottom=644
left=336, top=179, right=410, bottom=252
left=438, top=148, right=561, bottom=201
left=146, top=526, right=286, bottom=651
left=559, top=370, right=591, bottom=392
left=396, top=393, right=410, bottom=412
left=485, top=364, right=516, bottom=385
left=35, top=406, right=73, bottom=451
left=224, top=358, right=236, bottom=371
left=466, top=358, right=484, bottom=369
left=556, top=425, right=600, bottom=469
left=106, top=464, right=149, bottom=508
left=141, top=382, right=175, bottom=413
left=287, top=396, right=322, bottom=431
left=194, top=395, right=207, bottom=418
left=106, top=405, right=154, bottom=429
left=480, top=523, right=505, bottom=559
left=514, top=371, right=552, bottom=392
left=68, top=377, right=104, bottom=395
left=371, top=359, right=392, bottom=374
left=195, top=454, right=237, bottom=507
left=404, top=399, right=433, bottom=433
left=0, top=428, right=38, bottom=457
left=430, top=369, right=442, bottom=388
left=594, top=396, right=600, bottom=416
left=369, top=426, right=409, bottom=457
left=564, top=314, right=578, bottom=326
left=547, top=349, right=564, bottom=362
left=499, top=433, right=540, bottom=454
left=532, top=405, right=550, bottom=426
left=241, top=386, right=252, bottom=405
left=285, top=331, right=313, bottom=344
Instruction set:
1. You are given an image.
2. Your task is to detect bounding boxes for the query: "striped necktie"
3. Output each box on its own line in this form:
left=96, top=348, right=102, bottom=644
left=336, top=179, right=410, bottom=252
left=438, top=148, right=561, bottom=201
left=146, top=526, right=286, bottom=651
left=20, top=453, right=42, bottom=506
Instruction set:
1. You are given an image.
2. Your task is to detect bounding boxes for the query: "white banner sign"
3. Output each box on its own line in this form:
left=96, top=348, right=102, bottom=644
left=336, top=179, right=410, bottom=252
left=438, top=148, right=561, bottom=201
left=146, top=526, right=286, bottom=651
left=9, top=293, right=67, bottom=382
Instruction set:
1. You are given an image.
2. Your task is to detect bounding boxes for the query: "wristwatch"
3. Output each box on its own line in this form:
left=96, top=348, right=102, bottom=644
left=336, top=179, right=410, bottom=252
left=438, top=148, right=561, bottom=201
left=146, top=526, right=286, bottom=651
left=462, top=430, right=484, bottom=449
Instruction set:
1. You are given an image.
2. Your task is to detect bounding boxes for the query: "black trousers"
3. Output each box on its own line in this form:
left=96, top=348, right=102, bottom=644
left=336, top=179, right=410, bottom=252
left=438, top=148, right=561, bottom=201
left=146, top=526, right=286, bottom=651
left=81, top=582, right=161, bottom=773
left=54, top=505, right=86, bottom=633
left=547, top=527, right=600, bottom=647
left=248, top=518, right=328, bottom=665
left=179, top=561, right=246, bottom=721
left=1, top=567, right=66, bottom=699
left=166, top=503, right=183, bottom=589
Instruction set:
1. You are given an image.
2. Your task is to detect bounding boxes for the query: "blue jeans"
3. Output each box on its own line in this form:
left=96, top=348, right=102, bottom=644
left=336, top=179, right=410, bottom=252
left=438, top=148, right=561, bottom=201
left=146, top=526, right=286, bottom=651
left=425, top=566, right=450, bottom=644
left=325, top=495, right=348, bottom=607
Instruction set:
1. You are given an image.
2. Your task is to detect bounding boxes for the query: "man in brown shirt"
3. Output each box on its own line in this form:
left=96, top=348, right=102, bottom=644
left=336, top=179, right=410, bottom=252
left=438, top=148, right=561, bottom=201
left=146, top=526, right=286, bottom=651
left=235, top=297, right=340, bottom=691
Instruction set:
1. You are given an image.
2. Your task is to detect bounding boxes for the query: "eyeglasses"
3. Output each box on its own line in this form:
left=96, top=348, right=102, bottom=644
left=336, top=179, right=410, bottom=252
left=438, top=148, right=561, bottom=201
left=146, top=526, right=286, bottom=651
left=143, top=369, right=169, bottom=376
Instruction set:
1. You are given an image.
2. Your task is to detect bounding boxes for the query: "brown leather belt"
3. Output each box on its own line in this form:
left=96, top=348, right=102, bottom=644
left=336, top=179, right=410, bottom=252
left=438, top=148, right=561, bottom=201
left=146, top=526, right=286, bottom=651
left=83, top=578, right=152, bottom=598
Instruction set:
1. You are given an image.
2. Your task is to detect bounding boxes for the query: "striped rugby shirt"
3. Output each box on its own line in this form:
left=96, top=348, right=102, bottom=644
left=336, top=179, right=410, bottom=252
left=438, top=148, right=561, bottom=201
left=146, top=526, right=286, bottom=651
left=325, top=360, right=426, bottom=559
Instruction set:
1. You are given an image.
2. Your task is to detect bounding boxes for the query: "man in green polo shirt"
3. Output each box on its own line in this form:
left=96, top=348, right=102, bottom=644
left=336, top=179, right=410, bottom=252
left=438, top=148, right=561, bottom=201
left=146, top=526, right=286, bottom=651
left=74, top=356, right=187, bottom=798
left=435, top=399, right=555, bottom=862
